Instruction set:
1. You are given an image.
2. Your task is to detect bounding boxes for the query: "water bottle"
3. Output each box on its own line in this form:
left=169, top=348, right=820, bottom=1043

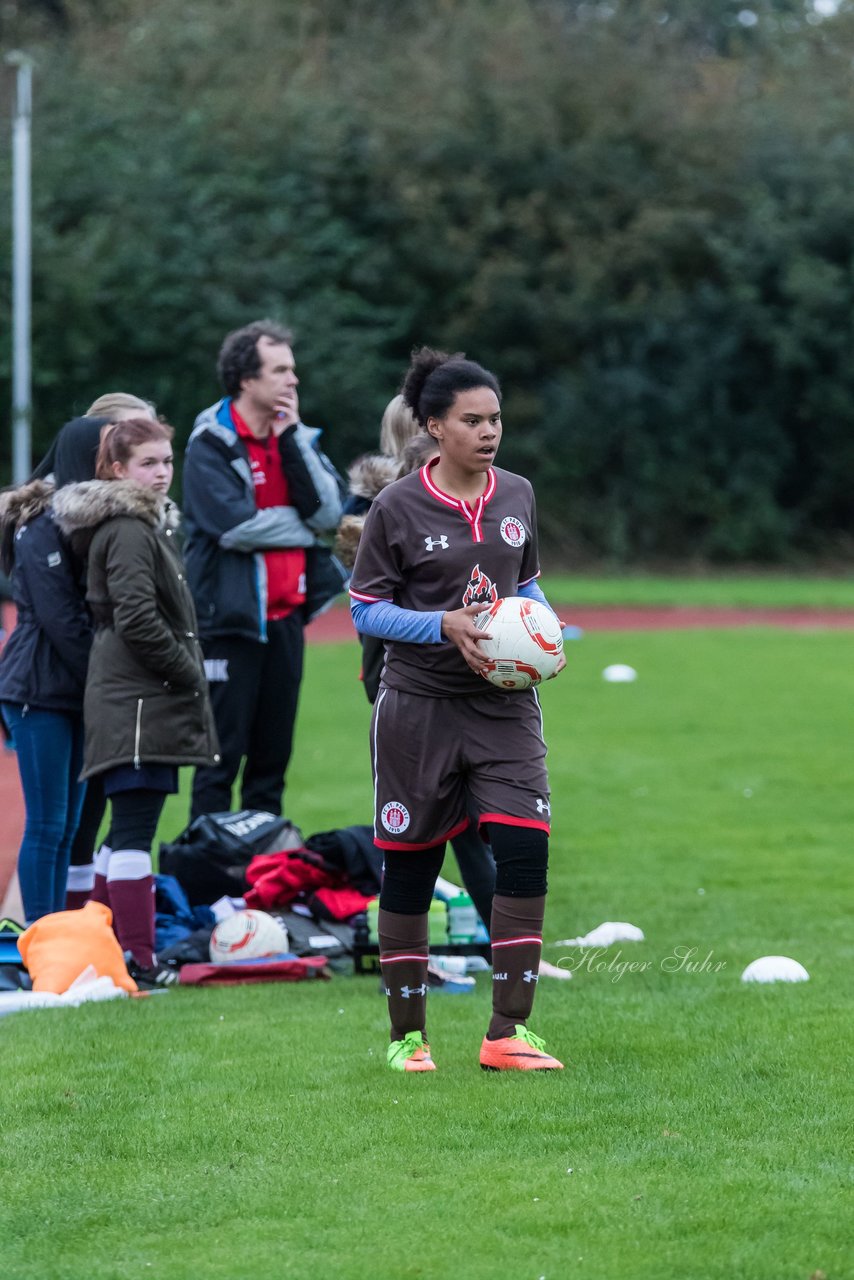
left=447, top=892, right=478, bottom=944
left=428, top=899, right=449, bottom=946
left=431, top=954, right=490, bottom=978
left=366, top=898, right=380, bottom=944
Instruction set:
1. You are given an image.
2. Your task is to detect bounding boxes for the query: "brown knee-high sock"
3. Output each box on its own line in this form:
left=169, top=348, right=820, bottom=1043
left=90, top=844, right=112, bottom=907
left=488, top=894, right=545, bottom=1040
left=378, top=908, right=429, bottom=1043
left=107, top=850, right=156, bottom=969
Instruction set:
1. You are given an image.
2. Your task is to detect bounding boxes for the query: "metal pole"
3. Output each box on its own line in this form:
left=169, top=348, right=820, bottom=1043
left=6, top=53, right=33, bottom=485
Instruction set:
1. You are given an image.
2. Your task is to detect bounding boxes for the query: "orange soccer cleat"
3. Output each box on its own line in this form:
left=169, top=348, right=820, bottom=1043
left=480, top=1025, right=564, bottom=1071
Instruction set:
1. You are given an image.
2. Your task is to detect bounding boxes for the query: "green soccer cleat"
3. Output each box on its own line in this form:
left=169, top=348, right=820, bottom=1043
left=387, top=1030, right=437, bottom=1072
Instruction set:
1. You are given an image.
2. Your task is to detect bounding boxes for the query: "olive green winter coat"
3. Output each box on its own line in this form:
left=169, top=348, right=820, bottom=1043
left=53, top=480, right=220, bottom=780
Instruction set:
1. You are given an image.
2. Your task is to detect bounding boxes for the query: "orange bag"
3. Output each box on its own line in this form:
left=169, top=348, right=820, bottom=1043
left=18, top=900, right=138, bottom=994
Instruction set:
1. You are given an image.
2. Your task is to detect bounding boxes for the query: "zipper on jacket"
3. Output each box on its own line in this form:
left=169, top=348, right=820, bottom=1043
left=133, top=698, right=143, bottom=769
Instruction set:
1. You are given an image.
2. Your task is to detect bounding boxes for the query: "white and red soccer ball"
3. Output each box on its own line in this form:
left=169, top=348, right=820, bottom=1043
left=474, top=596, right=564, bottom=690
left=209, top=909, right=289, bottom=964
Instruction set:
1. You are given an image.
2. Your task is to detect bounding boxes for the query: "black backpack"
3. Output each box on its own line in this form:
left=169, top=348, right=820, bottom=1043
left=159, top=810, right=302, bottom=906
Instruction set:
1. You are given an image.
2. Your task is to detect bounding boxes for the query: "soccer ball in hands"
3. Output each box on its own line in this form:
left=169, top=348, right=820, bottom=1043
left=209, top=909, right=289, bottom=964
left=474, top=596, right=564, bottom=690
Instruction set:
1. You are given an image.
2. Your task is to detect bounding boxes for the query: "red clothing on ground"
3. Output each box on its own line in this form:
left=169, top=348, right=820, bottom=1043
left=179, top=957, right=329, bottom=985
left=231, top=406, right=306, bottom=620
left=243, top=849, right=374, bottom=919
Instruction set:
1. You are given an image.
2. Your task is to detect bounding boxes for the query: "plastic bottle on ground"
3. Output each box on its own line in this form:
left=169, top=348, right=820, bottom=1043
left=366, top=898, right=380, bottom=944
left=428, top=899, right=448, bottom=946
left=447, top=892, right=478, bottom=944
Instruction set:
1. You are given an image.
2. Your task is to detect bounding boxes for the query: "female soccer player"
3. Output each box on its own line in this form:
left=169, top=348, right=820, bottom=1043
left=338, top=411, right=499, bottom=936
left=54, top=417, right=219, bottom=985
left=349, top=348, right=565, bottom=1072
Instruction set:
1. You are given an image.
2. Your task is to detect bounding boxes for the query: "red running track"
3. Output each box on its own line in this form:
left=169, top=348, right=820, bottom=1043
left=308, top=602, right=854, bottom=641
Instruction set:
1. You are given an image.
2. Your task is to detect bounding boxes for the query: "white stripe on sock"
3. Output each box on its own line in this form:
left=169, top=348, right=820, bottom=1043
left=67, top=863, right=95, bottom=892
left=107, top=850, right=152, bottom=882
left=94, top=845, right=113, bottom=876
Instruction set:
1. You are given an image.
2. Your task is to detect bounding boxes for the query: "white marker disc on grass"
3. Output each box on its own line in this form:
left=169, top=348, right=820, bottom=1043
left=741, top=955, right=809, bottom=984
left=602, top=664, right=637, bottom=683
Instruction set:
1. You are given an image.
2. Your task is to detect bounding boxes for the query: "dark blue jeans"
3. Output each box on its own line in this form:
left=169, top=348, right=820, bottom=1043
left=2, top=703, right=86, bottom=923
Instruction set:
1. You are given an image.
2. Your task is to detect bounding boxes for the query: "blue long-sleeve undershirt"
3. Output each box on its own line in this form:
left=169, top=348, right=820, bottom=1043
left=350, top=578, right=553, bottom=645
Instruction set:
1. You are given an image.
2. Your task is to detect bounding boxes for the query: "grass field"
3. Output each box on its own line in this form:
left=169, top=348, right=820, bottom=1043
left=3, top=627, right=853, bottom=1280
left=539, top=571, right=854, bottom=608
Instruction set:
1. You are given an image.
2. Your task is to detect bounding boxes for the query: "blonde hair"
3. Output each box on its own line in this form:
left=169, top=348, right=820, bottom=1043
left=379, top=394, right=419, bottom=460
left=86, top=392, right=157, bottom=421
left=95, top=417, right=174, bottom=480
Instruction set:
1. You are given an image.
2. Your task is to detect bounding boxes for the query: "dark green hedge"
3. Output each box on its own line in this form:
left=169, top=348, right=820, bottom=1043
left=2, top=0, right=854, bottom=561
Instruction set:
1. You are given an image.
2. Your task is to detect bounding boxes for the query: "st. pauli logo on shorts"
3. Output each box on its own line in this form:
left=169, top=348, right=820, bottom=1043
left=381, top=801, right=411, bottom=834
left=500, top=516, right=526, bottom=547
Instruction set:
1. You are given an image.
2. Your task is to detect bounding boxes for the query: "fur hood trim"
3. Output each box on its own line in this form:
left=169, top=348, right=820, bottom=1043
left=333, top=514, right=365, bottom=572
left=335, top=456, right=399, bottom=569
left=0, top=479, right=55, bottom=533
left=347, top=453, right=399, bottom=502
left=53, top=480, right=180, bottom=537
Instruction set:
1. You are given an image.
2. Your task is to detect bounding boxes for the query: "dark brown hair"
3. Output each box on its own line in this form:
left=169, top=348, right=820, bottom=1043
left=95, top=417, right=174, bottom=480
left=401, top=346, right=501, bottom=427
left=217, top=319, right=294, bottom=397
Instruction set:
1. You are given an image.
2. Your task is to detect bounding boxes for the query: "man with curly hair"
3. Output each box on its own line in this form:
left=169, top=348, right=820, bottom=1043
left=183, top=320, right=343, bottom=821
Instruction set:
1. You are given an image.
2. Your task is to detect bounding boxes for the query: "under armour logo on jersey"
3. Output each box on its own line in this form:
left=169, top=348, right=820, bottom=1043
left=536, top=798, right=551, bottom=815
left=424, top=535, right=449, bottom=551
left=523, top=969, right=540, bottom=984
left=400, top=984, right=427, bottom=999
left=204, top=659, right=229, bottom=683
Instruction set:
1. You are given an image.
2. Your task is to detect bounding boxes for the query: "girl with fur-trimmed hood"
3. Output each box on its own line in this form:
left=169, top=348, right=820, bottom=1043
left=53, top=417, right=219, bottom=985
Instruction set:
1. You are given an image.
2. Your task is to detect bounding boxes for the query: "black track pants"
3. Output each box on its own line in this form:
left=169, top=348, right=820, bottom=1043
left=190, top=613, right=304, bottom=820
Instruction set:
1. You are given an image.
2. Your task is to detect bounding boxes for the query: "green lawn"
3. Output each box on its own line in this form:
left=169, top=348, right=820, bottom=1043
left=3, top=631, right=852, bottom=1280
left=540, top=571, right=854, bottom=608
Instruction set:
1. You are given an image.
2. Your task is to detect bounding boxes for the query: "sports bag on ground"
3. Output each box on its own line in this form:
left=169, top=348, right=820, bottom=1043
left=159, top=810, right=303, bottom=906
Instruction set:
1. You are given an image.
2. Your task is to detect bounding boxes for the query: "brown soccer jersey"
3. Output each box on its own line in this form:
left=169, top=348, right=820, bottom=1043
left=349, top=461, right=541, bottom=697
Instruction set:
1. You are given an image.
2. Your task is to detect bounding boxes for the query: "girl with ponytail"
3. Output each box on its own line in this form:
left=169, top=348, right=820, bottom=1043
left=349, top=347, right=566, bottom=1074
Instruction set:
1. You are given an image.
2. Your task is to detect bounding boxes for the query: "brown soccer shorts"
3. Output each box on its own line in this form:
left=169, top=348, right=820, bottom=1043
left=370, top=686, right=551, bottom=850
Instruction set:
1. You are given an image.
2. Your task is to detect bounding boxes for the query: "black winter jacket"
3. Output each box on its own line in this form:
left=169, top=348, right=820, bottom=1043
left=0, top=480, right=92, bottom=713
left=53, top=480, right=220, bottom=780
left=182, top=399, right=345, bottom=642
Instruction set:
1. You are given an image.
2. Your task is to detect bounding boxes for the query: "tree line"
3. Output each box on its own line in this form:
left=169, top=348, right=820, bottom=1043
left=1, top=0, right=854, bottom=562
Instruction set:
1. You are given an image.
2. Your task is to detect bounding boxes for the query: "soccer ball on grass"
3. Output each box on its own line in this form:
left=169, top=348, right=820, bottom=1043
left=474, top=596, right=564, bottom=690
left=209, top=909, right=289, bottom=964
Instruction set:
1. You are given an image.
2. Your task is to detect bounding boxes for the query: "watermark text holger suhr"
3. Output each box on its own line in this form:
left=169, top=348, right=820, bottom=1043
left=556, top=945, right=727, bottom=983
